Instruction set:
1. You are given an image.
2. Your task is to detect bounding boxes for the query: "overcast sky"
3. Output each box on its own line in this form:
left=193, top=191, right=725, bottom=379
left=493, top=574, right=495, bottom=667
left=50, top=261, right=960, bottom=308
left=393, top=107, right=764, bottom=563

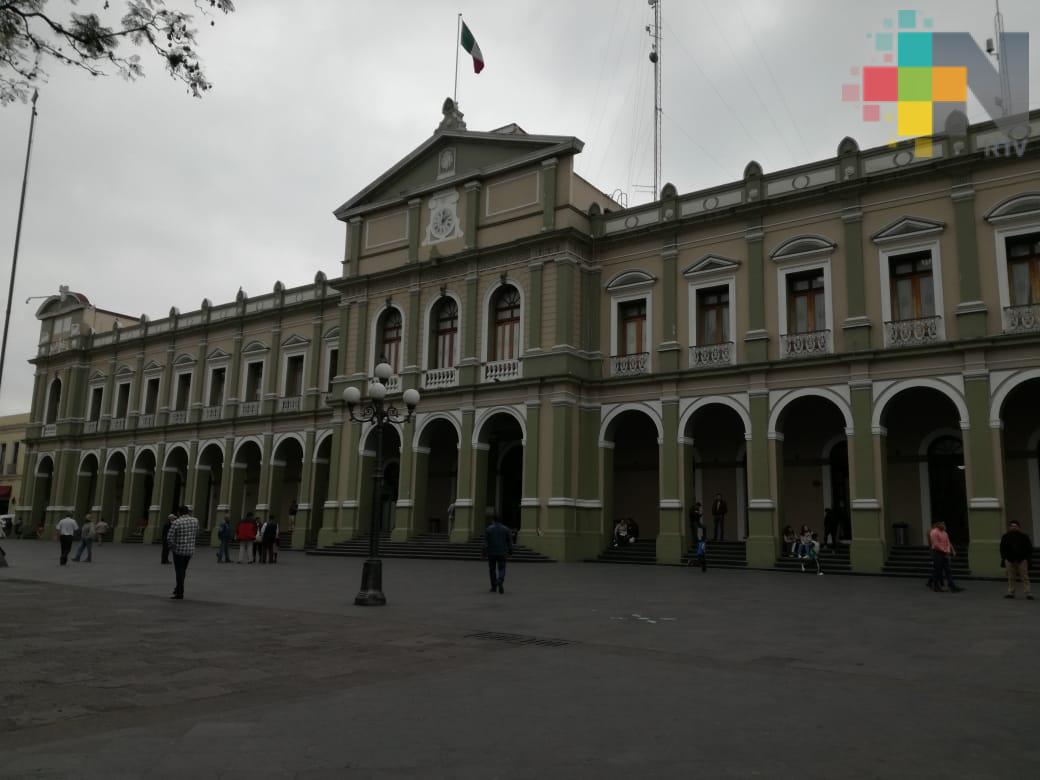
left=0, top=0, right=1038, bottom=415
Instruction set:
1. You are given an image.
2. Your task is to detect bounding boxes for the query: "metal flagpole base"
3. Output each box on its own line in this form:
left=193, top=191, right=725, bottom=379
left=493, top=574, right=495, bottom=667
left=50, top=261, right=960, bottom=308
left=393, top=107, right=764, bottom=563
left=354, top=558, right=386, bottom=606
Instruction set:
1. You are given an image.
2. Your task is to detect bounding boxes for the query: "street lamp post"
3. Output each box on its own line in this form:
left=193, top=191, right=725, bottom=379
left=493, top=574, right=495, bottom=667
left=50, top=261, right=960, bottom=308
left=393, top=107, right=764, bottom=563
left=343, top=360, right=420, bottom=606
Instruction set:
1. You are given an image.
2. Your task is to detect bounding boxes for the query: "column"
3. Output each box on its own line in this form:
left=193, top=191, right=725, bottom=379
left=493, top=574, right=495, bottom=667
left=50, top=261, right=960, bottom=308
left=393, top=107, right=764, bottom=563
left=951, top=180, right=988, bottom=339
left=128, top=351, right=145, bottom=429
left=518, top=400, right=542, bottom=549
left=190, top=338, right=207, bottom=423
left=746, top=388, right=776, bottom=566
left=291, top=429, right=316, bottom=549
left=392, top=418, right=417, bottom=542
left=849, top=380, right=884, bottom=571
left=404, top=285, right=421, bottom=389
left=656, top=398, right=683, bottom=563
left=574, top=403, right=602, bottom=559
left=144, top=443, right=167, bottom=542
left=263, top=325, right=282, bottom=416
left=841, top=205, right=872, bottom=351
left=254, top=433, right=274, bottom=523
left=117, top=445, right=138, bottom=541
left=964, top=370, right=1003, bottom=575
left=101, top=357, right=116, bottom=430
left=225, top=331, right=243, bottom=417
left=336, top=298, right=351, bottom=381
left=450, top=409, right=476, bottom=542
left=743, top=226, right=768, bottom=362
left=545, top=399, right=575, bottom=557
left=553, top=258, right=576, bottom=349
left=407, top=199, right=421, bottom=264
left=541, top=158, right=558, bottom=232
left=658, top=247, right=680, bottom=372
left=458, top=271, right=479, bottom=386
left=464, top=181, right=481, bottom=249
left=158, top=345, right=175, bottom=425
left=346, top=217, right=362, bottom=277
left=679, top=436, right=696, bottom=552
left=352, top=300, right=369, bottom=376
left=527, top=261, right=544, bottom=353
left=304, top=315, right=323, bottom=412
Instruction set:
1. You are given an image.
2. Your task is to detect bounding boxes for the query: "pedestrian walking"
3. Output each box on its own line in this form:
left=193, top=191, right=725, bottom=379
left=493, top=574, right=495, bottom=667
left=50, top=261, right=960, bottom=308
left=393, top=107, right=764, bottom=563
left=482, top=514, right=513, bottom=594
left=1000, top=520, right=1033, bottom=600
left=95, top=517, right=110, bottom=544
left=252, top=519, right=262, bottom=563
left=160, top=514, right=175, bottom=565
left=261, top=515, right=279, bottom=563
left=801, top=532, right=823, bottom=575
left=928, top=519, right=963, bottom=593
left=72, top=514, right=96, bottom=562
left=823, top=508, right=838, bottom=550
left=711, top=493, right=728, bottom=541
left=216, top=515, right=232, bottom=563
left=694, top=535, right=707, bottom=572
left=236, top=512, right=257, bottom=564
left=688, top=502, right=703, bottom=546
left=167, top=505, right=199, bottom=600
left=56, top=513, right=78, bottom=566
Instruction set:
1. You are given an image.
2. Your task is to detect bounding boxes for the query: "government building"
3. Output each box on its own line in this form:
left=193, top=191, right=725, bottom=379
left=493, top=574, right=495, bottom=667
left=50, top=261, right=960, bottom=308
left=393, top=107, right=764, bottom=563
left=17, top=100, right=1040, bottom=576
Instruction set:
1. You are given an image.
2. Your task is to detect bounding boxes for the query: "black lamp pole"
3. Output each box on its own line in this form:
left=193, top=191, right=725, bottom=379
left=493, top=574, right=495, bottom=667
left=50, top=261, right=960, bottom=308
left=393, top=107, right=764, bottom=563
left=344, top=363, right=419, bottom=606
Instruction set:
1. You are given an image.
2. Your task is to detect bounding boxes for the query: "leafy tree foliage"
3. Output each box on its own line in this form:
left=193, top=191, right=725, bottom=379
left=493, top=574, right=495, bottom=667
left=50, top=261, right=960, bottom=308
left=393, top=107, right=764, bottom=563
left=0, top=0, right=235, bottom=104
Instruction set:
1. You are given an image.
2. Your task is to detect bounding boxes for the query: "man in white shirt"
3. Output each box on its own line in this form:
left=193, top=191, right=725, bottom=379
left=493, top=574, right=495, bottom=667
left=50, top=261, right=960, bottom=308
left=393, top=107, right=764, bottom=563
left=56, top=514, right=79, bottom=566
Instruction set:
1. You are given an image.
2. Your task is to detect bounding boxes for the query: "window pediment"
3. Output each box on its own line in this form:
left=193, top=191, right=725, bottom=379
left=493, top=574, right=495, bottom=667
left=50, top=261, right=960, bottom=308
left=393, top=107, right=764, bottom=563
left=606, top=269, right=656, bottom=293
left=88, top=370, right=106, bottom=383
left=682, top=254, right=740, bottom=278
left=870, top=216, right=945, bottom=245
left=142, top=360, right=163, bottom=373
left=323, top=327, right=340, bottom=342
left=206, top=348, right=230, bottom=362
left=115, top=364, right=133, bottom=377
left=173, top=353, right=195, bottom=366
left=281, top=334, right=310, bottom=349
left=769, top=235, right=837, bottom=263
left=242, top=340, right=269, bottom=355
left=985, top=192, right=1040, bottom=225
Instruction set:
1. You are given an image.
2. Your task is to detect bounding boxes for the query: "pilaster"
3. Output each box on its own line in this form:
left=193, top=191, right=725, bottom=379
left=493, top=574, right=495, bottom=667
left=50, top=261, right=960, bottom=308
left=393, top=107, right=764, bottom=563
left=950, top=180, right=988, bottom=339
left=392, top=418, right=417, bottom=541
left=746, top=389, right=775, bottom=565
left=464, top=181, right=481, bottom=249
left=346, top=217, right=362, bottom=277
left=656, top=398, right=683, bottom=563
left=291, top=429, right=316, bottom=549
left=849, top=382, right=884, bottom=571
left=541, top=158, right=558, bottom=232
left=964, top=371, right=1002, bottom=575
left=527, top=261, right=544, bottom=352
left=263, top=325, right=282, bottom=416
left=518, top=400, right=542, bottom=548
left=743, top=225, right=768, bottom=363
left=450, top=409, right=476, bottom=542
left=841, top=206, right=872, bottom=351
left=553, top=257, right=576, bottom=350
left=458, top=272, right=479, bottom=386
left=658, top=247, right=680, bottom=372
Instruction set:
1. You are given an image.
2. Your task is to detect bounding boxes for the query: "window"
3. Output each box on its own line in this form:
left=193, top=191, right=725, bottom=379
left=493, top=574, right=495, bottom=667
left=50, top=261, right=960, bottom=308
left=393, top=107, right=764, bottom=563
left=0, top=444, right=6, bottom=468
left=432, top=297, right=458, bottom=368
left=326, top=348, right=339, bottom=392
left=889, top=251, right=935, bottom=320
left=378, top=309, right=402, bottom=372
left=143, top=378, right=160, bottom=414
left=618, top=299, right=647, bottom=356
left=208, top=367, right=226, bottom=406
left=244, top=362, right=264, bottom=402
left=491, top=286, right=521, bottom=361
left=11, top=442, right=18, bottom=468
left=89, top=387, right=104, bottom=422
left=1006, top=233, right=1040, bottom=306
left=175, top=373, right=192, bottom=412
left=115, top=382, right=131, bottom=419
left=697, top=286, right=730, bottom=345
left=786, top=270, right=826, bottom=333
left=284, top=354, right=304, bottom=397
left=45, top=379, right=61, bottom=424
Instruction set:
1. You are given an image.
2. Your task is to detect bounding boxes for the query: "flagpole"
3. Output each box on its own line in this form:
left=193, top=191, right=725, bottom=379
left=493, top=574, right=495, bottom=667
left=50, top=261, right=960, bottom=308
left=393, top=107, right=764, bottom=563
left=0, top=89, right=39, bottom=401
left=454, top=13, right=462, bottom=103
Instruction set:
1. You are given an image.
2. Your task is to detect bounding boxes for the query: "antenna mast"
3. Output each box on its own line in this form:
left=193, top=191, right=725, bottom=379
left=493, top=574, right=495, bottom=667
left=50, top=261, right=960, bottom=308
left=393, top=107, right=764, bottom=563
left=647, top=0, right=662, bottom=198
left=993, top=0, right=1012, bottom=116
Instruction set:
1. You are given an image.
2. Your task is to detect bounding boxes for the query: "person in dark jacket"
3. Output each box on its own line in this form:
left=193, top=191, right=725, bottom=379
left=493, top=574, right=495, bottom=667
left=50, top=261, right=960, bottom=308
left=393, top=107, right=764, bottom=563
left=482, top=515, right=513, bottom=594
left=1000, top=520, right=1033, bottom=600
left=160, top=514, right=176, bottom=564
left=711, top=494, right=728, bottom=541
left=261, top=516, right=279, bottom=564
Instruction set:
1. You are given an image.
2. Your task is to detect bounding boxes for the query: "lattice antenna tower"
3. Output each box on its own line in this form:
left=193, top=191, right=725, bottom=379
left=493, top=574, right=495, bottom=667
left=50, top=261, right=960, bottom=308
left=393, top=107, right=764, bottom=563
left=647, top=0, right=663, bottom=198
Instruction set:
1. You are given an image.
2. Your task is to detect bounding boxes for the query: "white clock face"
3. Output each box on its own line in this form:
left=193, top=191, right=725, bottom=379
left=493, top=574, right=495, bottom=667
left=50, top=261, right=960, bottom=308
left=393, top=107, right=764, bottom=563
left=430, top=206, right=457, bottom=240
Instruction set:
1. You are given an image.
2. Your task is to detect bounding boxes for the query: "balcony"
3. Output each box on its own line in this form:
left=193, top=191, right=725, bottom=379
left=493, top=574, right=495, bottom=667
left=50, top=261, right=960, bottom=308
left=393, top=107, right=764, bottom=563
left=84, top=421, right=98, bottom=434
left=384, top=375, right=402, bottom=394
left=688, top=342, right=734, bottom=369
left=423, top=366, right=458, bottom=390
left=42, top=423, right=56, bottom=437
left=323, top=391, right=336, bottom=407
left=138, top=414, right=154, bottom=428
left=109, top=418, right=126, bottom=432
left=203, top=405, right=223, bottom=421
left=610, top=352, right=650, bottom=377
left=1003, top=304, right=1040, bottom=334
left=484, top=359, right=521, bottom=382
left=885, top=316, right=942, bottom=348
left=780, top=330, right=831, bottom=358
left=239, top=401, right=260, bottom=417
left=169, top=410, right=188, bottom=425
left=279, top=396, right=302, bottom=413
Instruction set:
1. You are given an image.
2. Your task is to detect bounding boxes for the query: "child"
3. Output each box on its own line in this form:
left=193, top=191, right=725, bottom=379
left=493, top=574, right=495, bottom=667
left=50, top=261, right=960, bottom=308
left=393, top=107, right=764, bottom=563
left=694, top=536, right=707, bottom=572
left=782, top=526, right=796, bottom=557
left=801, top=532, right=824, bottom=576
left=797, top=525, right=812, bottom=558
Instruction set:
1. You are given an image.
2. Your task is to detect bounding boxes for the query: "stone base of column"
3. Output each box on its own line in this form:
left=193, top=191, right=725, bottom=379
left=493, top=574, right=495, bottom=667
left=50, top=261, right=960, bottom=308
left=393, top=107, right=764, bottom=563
left=955, top=302, right=988, bottom=339
left=746, top=503, right=776, bottom=567
left=290, top=528, right=309, bottom=550
left=390, top=526, right=411, bottom=543
left=968, top=505, right=1004, bottom=577
left=850, top=539, right=886, bottom=572
left=655, top=531, right=684, bottom=565
left=850, top=503, right=885, bottom=572
left=316, top=526, right=352, bottom=548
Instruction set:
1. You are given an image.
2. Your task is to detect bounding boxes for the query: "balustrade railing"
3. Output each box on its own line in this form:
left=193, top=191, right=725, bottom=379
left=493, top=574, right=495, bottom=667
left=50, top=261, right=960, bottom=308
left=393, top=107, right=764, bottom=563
left=109, top=418, right=126, bottom=431
left=484, top=359, right=521, bottom=382
left=42, top=423, right=57, bottom=437
left=780, top=330, right=831, bottom=358
left=168, top=410, right=188, bottom=425
left=885, top=316, right=942, bottom=348
left=688, top=342, right=734, bottom=368
left=423, top=366, right=458, bottom=389
left=239, top=401, right=260, bottom=417
left=138, top=413, right=154, bottom=428
left=203, top=405, right=223, bottom=421
left=83, top=421, right=98, bottom=434
left=279, top=396, right=302, bottom=413
left=610, top=352, right=650, bottom=376
left=1003, top=304, right=1040, bottom=334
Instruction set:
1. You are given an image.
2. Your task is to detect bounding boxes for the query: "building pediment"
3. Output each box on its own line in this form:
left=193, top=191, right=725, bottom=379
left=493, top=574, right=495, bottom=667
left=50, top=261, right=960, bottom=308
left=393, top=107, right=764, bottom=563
left=334, top=102, right=582, bottom=219
left=173, top=353, right=195, bottom=366
left=870, top=216, right=945, bottom=245
left=142, top=360, right=163, bottom=372
left=682, top=254, right=741, bottom=278
left=606, top=269, right=656, bottom=293
left=207, top=348, right=230, bottom=362
left=984, top=191, right=1040, bottom=224
left=281, top=334, right=310, bottom=348
left=89, top=370, right=106, bottom=383
left=242, top=340, right=269, bottom=355
left=769, top=235, right=837, bottom=262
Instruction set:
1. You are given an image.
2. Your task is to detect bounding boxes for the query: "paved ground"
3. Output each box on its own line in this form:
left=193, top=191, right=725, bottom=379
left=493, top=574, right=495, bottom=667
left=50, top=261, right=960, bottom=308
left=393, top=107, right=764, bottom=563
left=0, top=539, right=1036, bottom=779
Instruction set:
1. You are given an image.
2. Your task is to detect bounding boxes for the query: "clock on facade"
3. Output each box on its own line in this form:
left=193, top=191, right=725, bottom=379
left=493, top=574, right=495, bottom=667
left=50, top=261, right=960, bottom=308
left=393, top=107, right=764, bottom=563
left=424, top=191, right=463, bottom=245
left=429, top=206, right=457, bottom=240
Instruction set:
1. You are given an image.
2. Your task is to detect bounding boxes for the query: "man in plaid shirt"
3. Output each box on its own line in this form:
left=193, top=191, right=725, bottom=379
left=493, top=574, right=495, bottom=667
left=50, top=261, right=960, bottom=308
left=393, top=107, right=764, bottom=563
left=167, top=505, right=199, bottom=600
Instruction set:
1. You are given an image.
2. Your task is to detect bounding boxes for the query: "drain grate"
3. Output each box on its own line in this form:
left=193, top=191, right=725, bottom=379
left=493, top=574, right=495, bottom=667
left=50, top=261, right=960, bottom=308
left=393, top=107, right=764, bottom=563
left=465, top=631, right=571, bottom=648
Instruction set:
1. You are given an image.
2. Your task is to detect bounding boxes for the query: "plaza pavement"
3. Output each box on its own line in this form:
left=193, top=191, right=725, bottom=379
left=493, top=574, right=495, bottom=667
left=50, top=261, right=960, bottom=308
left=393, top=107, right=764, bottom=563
left=0, top=539, right=1036, bottom=779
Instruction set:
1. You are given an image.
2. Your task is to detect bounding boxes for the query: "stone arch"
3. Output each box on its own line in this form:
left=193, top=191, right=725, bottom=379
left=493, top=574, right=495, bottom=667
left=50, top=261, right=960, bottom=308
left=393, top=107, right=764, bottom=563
left=313, top=429, right=334, bottom=461
left=104, top=448, right=129, bottom=471
left=36, top=453, right=55, bottom=476
left=358, top=422, right=403, bottom=455
left=273, top=431, right=306, bottom=454
left=769, top=388, right=853, bottom=437
left=133, top=444, right=159, bottom=465
left=232, top=436, right=264, bottom=463
left=991, top=368, right=1040, bottom=426
left=601, top=402, right=663, bottom=445
left=415, top=412, right=463, bottom=449
left=162, top=444, right=190, bottom=469
left=78, top=450, right=102, bottom=471
left=873, top=378, right=968, bottom=430
left=195, top=440, right=225, bottom=466
left=679, top=395, right=751, bottom=440
left=474, top=406, right=526, bottom=446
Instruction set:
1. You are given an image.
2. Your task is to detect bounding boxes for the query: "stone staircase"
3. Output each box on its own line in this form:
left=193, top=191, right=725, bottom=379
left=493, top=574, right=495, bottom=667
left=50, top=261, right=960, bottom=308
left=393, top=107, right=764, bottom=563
left=123, top=527, right=146, bottom=544
left=591, top=538, right=658, bottom=565
left=773, top=544, right=851, bottom=574
left=681, top=540, right=748, bottom=569
left=883, top=545, right=971, bottom=578
left=308, top=532, right=554, bottom=562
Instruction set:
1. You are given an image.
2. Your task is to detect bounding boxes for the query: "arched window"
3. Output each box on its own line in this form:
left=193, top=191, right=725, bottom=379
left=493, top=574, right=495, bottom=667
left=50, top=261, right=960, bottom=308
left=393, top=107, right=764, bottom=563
left=491, top=286, right=521, bottom=361
left=378, top=309, right=403, bottom=373
left=45, top=378, right=62, bottom=424
left=432, top=297, right=458, bottom=369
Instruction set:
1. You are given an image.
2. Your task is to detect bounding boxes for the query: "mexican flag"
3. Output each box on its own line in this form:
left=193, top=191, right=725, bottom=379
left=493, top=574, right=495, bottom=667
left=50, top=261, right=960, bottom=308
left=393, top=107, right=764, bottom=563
left=461, top=22, right=485, bottom=73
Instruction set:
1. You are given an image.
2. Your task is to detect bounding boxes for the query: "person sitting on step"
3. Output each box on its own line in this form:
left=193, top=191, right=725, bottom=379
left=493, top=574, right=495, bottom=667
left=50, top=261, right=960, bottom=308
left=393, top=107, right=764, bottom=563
left=782, top=526, right=797, bottom=557
left=627, top=517, right=640, bottom=544
left=612, top=519, right=628, bottom=548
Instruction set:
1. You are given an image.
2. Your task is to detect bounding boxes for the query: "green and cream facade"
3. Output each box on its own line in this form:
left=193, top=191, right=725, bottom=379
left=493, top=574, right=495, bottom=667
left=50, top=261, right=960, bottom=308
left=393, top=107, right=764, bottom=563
left=18, top=102, right=1040, bottom=575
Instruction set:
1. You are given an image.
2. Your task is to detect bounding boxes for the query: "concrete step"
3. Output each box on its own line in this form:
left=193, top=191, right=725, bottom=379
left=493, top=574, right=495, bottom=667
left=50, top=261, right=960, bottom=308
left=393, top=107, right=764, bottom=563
left=308, top=533, right=553, bottom=562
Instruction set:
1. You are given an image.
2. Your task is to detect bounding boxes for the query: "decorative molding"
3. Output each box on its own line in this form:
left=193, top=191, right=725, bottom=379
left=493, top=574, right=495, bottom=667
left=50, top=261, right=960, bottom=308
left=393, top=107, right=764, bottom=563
left=984, top=191, right=1040, bottom=224
left=605, top=269, right=656, bottom=292
left=769, top=234, right=836, bottom=262
left=870, top=216, right=946, bottom=245
left=969, top=497, right=1000, bottom=510
left=681, top=254, right=741, bottom=278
